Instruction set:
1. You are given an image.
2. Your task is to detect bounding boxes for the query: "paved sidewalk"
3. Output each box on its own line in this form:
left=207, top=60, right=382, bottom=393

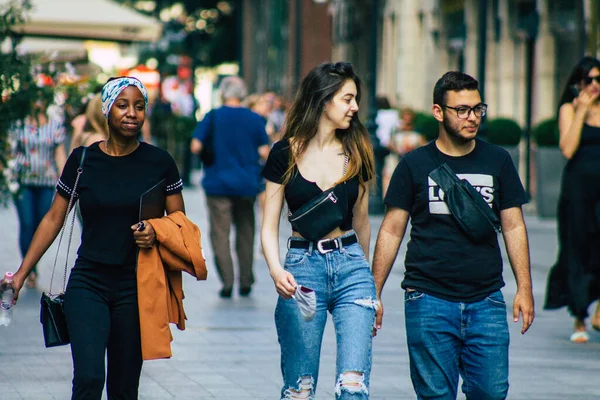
left=0, top=183, right=599, bottom=399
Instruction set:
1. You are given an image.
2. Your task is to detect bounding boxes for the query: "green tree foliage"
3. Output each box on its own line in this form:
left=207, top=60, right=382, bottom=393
left=532, top=118, right=560, bottom=147
left=114, top=0, right=238, bottom=68
left=484, top=118, right=523, bottom=146
left=414, top=112, right=439, bottom=141
left=0, top=0, right=34, bottom=203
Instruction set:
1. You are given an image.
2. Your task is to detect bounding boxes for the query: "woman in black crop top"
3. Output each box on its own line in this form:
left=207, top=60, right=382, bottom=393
left=261, top=62, right=376, bottom=399
left=545, top=57, right=600, bottom=344
left=10, top=77, right=185, bottom=399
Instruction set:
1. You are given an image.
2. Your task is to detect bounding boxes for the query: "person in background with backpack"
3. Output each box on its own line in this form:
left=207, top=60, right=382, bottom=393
left=190, top=76, right=270, bottom=298
left=372, top=71, right=534, bottom=400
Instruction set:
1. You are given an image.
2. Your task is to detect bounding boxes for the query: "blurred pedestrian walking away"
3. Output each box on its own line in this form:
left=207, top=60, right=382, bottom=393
left=8, top=95, right=67, bottom=289
left=261, top=62, right=376, bottom=399
left=372, top=71, right=534, bottom=400
left=375, top=96, right=398, bottom=197
left=10, top=76, right=187, bottom=400
left=380, top=103, right=427, bottom=197
left=545, top=56, right=600, bottom=344
left=190, top=76, right=270, bottom=298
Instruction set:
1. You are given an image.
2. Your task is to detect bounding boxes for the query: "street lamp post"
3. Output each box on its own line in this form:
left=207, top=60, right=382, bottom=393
left=366, top=0, right=385, bottom=215
left=518, top=8, right=539, bottom=199
left=477, top=0, right=487, bottom=101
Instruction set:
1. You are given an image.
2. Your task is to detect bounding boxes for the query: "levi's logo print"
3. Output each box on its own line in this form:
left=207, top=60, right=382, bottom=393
left=428, top=174, right=494, bottom=214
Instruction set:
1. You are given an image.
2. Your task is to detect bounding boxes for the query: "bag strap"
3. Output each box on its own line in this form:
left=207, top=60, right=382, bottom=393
left=429, top=163, right=460, bottom=193
left=342, top=154, right=349, bottom=177
left=49, top=147, right=87, bottom=295
left=428, top=143, right=468, bottom=191
left=287, top=154, right=350, bottom=218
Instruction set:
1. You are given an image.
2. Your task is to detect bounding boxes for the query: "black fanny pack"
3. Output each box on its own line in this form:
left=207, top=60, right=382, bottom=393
left=429, top=162, right=501, bottom=243
left=288, top=155, right=349, bottom=241
left=288, top=185, right=347, bottom=241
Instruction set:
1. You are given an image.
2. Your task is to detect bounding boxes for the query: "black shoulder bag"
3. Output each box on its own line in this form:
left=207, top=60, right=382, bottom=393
left=40, top=147, right=87, bottom=348
left=428, top=147, right=501, bottom=243
left=288, top=155, right=349, bottom=241
left=199, top=110, right=215, bottom=166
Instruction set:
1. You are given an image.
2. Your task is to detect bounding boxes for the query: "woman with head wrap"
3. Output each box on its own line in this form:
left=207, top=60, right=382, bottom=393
left=10, top=77, right=185, bottom=399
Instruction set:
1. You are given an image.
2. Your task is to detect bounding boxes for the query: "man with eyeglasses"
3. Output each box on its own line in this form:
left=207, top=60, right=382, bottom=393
left=372, top=71, right=534, bottom=400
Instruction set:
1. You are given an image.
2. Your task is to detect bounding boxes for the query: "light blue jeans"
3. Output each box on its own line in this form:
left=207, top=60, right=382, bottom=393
left=404, top=290, right=510, bottom=400
left=14, top=185, right=55, bottom=275
left=275, top=231, right=377, bottom=400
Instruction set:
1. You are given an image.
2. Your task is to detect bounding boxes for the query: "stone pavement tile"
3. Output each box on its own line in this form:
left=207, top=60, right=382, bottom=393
left=0, top=383, right=24, bottom=399
left=203, top=387, right=254, bottom=397
left=13, top=381, right=55, bottom=397
left=161, top=383, right=214, bottom=397
left=237, top=380, right=283, bottom=397
left=137, top=376, right=174, bottom=398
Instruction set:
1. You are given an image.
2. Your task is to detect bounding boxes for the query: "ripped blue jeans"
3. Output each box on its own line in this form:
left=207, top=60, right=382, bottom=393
left=275, top=231, right=377, bottom=400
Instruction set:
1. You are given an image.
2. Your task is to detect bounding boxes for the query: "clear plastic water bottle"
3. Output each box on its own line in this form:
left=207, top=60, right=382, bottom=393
left=0, top=272, right=15, bottom=327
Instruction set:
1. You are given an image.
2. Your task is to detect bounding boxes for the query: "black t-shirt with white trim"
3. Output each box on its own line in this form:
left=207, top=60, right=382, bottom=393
left=57, top=142, right=182, bottom=266
left=384, top=139, right=528, bottom=302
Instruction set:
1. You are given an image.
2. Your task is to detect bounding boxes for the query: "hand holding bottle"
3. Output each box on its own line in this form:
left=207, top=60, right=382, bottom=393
left=0, top=272, right=15, bottom=326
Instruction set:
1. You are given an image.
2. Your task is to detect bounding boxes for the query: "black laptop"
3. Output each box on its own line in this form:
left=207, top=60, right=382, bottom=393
left=139, top=179, right=166, bottom=222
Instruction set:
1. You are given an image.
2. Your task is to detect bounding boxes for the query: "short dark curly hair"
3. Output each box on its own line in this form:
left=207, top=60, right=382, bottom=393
left=433, top=71, right=479, bottom=106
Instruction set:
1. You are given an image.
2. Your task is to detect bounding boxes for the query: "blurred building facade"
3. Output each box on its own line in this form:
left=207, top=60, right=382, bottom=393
left=377, top=0, right=589, bottom=125
left=241, top=0, right=597, bottom=126
left=240, top=0, right=332, bottom=99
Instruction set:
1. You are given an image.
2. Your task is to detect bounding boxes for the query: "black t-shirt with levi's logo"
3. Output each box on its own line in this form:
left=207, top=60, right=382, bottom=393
left=384, top=139, right=528, bottom=302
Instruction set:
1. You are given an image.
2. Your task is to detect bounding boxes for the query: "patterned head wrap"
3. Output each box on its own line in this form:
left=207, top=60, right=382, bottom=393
left=101, top=77, right=148, bottom=118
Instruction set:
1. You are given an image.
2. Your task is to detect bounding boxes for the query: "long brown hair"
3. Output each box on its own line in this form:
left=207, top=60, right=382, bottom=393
left=85, top=94, right=109, bottom=138
left=281, top=62, right=375, bottom=189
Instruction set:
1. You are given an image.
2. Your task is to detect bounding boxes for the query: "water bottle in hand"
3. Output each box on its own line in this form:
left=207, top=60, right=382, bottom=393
left=0, top=272, right=15, bottom=327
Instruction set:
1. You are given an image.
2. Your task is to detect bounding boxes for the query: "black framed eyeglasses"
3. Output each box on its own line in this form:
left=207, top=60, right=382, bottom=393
left=442, top=104, right=488, bottom=119
left=583, top=76, right=600, bottom=85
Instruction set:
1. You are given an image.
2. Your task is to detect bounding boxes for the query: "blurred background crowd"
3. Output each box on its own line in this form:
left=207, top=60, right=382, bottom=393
left=1, top=0, right=599, bottom=219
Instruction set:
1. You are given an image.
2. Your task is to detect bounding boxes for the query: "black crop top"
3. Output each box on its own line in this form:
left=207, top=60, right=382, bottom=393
left=261, top=139, right=369, bottom=232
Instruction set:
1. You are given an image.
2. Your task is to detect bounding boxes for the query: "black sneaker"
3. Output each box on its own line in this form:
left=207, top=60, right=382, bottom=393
left=219, top=287, right=233, bottom=298
left=239, top=287, right=252, bottom=296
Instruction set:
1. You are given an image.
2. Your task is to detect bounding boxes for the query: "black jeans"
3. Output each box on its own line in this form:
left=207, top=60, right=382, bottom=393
left=64, top=257, right=142, bottom=400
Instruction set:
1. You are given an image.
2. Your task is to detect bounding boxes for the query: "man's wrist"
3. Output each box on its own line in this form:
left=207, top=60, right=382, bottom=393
left=516, top=283, right=533, bottom=292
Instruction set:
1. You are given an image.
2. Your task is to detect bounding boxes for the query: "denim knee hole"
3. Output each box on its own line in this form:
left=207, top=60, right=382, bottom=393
left=334, top=371, right=368, bottom=397
left=353, top=298, right=380, bottom=310
left=283, top=376, right=314, bottom=400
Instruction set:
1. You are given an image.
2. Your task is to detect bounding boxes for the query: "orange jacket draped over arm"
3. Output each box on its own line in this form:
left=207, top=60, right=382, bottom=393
left=136, top=211, right=207, bottom=360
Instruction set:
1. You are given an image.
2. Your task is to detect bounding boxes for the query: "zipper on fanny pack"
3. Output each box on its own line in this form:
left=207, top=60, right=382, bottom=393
left=289, top=192, right=338, bottom=221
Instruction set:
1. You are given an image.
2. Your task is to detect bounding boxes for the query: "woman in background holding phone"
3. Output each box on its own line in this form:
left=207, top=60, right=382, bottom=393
left=545, top=56, right=600, bottom=343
